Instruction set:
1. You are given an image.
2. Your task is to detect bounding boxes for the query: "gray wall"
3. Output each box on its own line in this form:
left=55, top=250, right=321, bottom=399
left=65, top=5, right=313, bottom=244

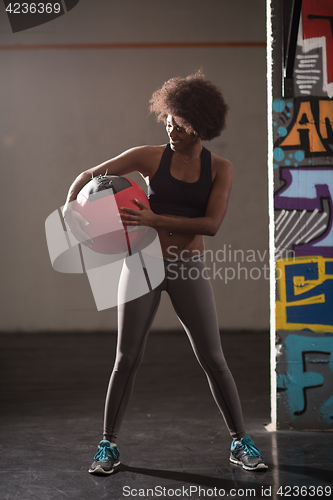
left=0, top=0, right=268, bottom=331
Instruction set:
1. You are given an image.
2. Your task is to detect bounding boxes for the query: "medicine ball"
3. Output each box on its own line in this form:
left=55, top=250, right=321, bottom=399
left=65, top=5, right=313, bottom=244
left=74, top=174, right=149, bottom=254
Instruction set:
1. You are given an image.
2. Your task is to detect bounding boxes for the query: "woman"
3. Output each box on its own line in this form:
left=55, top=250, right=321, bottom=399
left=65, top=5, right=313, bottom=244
left=62, top=72, right=268, bottom=473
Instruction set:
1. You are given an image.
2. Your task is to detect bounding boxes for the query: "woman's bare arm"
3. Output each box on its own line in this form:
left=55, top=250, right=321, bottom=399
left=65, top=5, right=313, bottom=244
left=63, top=145, right=160, bottom=212
left=62, top=145, right=163, bottom=246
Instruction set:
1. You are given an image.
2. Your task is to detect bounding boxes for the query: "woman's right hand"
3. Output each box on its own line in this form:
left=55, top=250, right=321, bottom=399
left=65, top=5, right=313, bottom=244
left=63, top=209, right=94, bottom=248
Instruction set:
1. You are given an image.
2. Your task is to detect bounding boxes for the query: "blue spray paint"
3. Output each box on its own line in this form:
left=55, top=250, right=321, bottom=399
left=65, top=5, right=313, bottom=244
left=277, top=334, right=333, bottom=420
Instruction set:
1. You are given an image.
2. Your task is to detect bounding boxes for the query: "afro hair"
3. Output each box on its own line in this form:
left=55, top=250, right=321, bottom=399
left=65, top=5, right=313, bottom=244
left=149, top=71, right=228, bottom=141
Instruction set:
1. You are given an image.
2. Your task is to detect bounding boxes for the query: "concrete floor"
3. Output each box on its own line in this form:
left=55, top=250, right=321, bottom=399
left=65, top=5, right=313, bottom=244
left=0, top=331, right=332, bottom=500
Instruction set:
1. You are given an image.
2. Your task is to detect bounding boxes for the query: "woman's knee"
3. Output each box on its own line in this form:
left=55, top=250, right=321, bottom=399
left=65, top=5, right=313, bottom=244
left=197, top=351, right=229, bottom=373
left=114, top=350, right=143, bottom=373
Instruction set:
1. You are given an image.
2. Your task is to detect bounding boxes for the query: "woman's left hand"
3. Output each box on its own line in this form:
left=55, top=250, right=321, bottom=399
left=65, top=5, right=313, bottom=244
left=120, top=199, right=157, bottom=228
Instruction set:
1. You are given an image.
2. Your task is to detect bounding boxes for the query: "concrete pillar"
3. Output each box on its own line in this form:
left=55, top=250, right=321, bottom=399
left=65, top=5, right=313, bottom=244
left=269, top=0, right=333, bottom=430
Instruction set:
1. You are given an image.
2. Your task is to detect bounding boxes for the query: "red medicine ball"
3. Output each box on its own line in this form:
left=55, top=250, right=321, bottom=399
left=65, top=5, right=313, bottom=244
left=74, top=175, right=149, bottom=254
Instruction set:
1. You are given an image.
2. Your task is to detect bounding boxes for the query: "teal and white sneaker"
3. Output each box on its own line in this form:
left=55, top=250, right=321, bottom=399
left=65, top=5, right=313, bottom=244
left=230, top=435, right=268, bottom=471
left=88, top=440, right=120, bottom=475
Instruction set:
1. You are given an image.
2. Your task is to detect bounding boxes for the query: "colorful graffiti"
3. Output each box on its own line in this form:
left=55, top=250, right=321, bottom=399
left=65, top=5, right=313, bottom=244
left=274, top=0, right=333, bottom=429
left=275, top=167, right=333, bottom=258
left=277, top=334, right=333, bottom=424
left=297, top=0, right=333, bottom=97
left=274, top=98, right=333, bottom=156
left=276, top=256, right=333, bottom=333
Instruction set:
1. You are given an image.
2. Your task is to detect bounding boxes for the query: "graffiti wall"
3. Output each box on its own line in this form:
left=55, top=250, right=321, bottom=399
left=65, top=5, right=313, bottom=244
left=274, top=0, right=333, bottom=429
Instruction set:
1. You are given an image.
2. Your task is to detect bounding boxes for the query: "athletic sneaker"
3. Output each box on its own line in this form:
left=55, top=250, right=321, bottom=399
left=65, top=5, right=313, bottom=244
left=88, top=440, right=120, bottom=475
left=229, top=435, right=268, bottom=471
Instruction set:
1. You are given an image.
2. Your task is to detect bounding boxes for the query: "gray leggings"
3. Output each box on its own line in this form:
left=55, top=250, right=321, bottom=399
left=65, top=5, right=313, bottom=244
left=103, top=257, right=246, bottom=442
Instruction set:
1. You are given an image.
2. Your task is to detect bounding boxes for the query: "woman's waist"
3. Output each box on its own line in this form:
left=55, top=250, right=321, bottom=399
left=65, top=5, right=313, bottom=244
left=131, top=214, right=204, bottom=259
left=157, top=228, right=205, bottom=260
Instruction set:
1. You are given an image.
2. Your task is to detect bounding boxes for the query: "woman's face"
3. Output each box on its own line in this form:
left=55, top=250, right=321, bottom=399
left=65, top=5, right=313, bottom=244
left=166, top=115, right=198, bottom=152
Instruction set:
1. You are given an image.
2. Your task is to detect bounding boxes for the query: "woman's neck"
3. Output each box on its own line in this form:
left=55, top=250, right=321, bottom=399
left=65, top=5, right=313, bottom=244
left=174, top=138, right=202, bottom=163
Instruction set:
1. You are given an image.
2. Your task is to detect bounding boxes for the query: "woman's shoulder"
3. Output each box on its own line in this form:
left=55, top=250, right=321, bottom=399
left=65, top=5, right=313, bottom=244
left=128, top=144, right=166, bottom=162
left=131, top=144, right=166, bottom=177
left=132, top=144, right=166, bottom=155
left=210, top=152, right=233, bottom=183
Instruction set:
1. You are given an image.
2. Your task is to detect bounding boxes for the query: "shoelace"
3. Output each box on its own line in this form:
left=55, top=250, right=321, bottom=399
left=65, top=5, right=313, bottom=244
left=238, top=436, right=262, bottom=458
left=94, top=442, right=118, bottom=461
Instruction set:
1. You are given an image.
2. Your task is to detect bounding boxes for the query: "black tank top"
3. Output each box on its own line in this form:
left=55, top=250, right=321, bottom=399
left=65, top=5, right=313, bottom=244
left=148, top=144, right=212, bottom=218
